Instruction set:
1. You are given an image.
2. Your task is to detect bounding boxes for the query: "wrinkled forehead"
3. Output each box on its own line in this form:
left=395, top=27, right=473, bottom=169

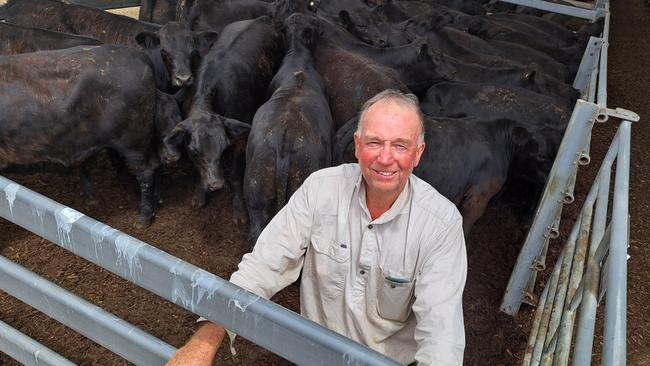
left=359, top=100, right=422, bottom=136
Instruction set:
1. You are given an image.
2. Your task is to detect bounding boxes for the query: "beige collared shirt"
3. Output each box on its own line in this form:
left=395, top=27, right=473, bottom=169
left=230, top=163, right=467, bottom=365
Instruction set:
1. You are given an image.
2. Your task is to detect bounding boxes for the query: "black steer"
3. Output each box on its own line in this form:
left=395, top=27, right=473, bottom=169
left=0, top=22, right=102, bottom=54
left=0, top=0, right=217, bottom=92
left=0, top=45, right=169, bottom=226
left=166, top=16, right=284, bottom=222
left=244, top=13, right=333, bottom=249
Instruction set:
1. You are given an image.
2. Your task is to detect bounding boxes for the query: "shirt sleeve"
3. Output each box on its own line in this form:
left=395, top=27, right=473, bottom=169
left=229, top=174, right=316, bottom=300
left=412, top=216, right=467, bottom=366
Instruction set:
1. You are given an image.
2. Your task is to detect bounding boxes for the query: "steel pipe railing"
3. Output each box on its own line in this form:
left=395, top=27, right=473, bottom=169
left=0, top=255, right=176, bottom=365
left=0, top=175, right=401, bottom=366
left=596, top=7, right=611, bottom=122
left=520, top=121, right=633, bottom=366
left=495, top=0, right=604, bottom=19
left=602, top=121, right=631, bottom=365
left=69, top=0, right=140, bottom=10
left=501, top=100, right=599, bottom=315
left=0, top=319, right=76, bottom=366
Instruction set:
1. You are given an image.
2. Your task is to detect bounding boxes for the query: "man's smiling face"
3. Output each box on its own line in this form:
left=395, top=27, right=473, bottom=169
left=354, top=98, right=425, bottom=203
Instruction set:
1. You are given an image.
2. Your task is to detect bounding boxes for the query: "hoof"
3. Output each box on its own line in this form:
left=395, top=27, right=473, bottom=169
left=136, top=215, right=153, bottom=229
left=232, top=211, right=248, bottom=226
left=83, top=197, right=99, bottom=209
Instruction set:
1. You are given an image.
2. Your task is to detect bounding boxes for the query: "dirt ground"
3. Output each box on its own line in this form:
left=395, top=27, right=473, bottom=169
left=1, top=1, right=649, bottom=365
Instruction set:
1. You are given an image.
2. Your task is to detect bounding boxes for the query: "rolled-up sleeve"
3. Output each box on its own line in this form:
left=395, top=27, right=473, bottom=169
left=412, top=217, right=467, bottom=366
left=229, top=174, right=316, bottom=300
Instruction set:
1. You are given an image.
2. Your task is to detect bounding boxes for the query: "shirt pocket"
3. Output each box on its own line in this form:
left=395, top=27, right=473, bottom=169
left=308, top=234, right=349, bottom=299
left=376, top=274, right=415, bottom=323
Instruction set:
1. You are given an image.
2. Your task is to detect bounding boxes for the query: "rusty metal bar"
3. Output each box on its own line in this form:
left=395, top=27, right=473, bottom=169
left=501, top=100, right=599, bottom=316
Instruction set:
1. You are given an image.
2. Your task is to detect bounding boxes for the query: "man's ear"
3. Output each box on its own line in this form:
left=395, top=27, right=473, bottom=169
left=413, top=141, right=426, bottom=167
left=135, top=31, right=160, bottom=49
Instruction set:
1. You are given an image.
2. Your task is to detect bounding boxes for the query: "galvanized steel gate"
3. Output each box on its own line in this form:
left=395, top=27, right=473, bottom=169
left=497, top=0, right=638, bottom=365
left=0, top=0, right=638, bottom=365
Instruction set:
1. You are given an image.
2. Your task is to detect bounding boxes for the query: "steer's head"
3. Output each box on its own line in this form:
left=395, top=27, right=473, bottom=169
left=272, top=0, right=320, bottom=21
left=163, top=112, right=250, bottom=191
left=155, top=90, right=184, bottom=165
left=136, top=22, right=218, bottom=89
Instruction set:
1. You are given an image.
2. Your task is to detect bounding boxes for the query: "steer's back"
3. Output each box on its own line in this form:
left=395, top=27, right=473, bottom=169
left=0, top=44, right=157, bottom=169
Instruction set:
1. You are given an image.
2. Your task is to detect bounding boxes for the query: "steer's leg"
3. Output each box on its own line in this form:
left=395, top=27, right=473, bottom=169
left=127, top=152, right=160, bottom=228
left=227, top=135, right=249, bottom=225
left=459, top=178, right=504, bottom=235
left=79, top=164, right=98, bottom=208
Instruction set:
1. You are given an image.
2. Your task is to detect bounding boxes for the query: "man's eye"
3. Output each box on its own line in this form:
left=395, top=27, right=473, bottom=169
left=395, top=145, right=407, bottom=151
left=367, top=141, right=380, bottom=147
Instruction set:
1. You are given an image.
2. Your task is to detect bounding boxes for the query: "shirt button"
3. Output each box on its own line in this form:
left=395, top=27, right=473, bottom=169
left=368, top=224, right=373, bottom=229
left=360, top=270, right=366, bottom=275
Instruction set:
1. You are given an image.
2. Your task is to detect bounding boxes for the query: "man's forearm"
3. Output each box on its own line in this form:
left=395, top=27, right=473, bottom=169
left=166, top=322, right=226, bottom=366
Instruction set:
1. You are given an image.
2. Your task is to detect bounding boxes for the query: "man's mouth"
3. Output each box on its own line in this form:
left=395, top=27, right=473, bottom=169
left=373, top=169, right=397, bottom=177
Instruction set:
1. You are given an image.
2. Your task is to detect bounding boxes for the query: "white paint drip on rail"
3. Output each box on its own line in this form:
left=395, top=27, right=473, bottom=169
left=54, top=207, right=84, bottom=251
left=114, top=234, right=144, bottom=279
left=30, top=206, right=45, bottom=231
left=227, top=290, right=261, bottom=313
left=4, top=183, right=19, bottom=218
left=170, top=260, right=191, bottom=309
left=91, top=222, right=116, bottom=260
left=190, top=269, right=223, bottom=312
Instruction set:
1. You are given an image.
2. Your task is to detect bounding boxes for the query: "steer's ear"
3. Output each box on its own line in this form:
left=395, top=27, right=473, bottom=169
left=194, top=31, right=219, bottom=55
left=511, top=125, right=530, bottom=145
left=338, top=10, right=352, bottom=27
left=522, top=69, right=537, bottom=83
left=135, top=31, right=160, bottom=49
left=223, top=118, right=251, bottom=139
left=417, top=42, right=429, bottom=58
left=164, top=122, right=188, bottom=147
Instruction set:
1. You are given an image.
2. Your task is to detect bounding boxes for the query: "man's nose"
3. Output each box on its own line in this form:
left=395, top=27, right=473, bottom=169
left=377, top=142, right=394, bottom=164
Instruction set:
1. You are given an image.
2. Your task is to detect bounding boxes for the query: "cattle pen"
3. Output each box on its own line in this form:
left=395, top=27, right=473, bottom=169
left=1, top=0, right=647, bottom=365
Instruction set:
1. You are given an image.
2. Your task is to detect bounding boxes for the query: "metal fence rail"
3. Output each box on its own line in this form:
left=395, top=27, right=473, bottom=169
left=69, top=0, right=140, bottom=10
left=0, top=319, right=76, bottom=366
left=521, top=121, right=632, bottom=366
left=495, top=0, right=605, bottom=19
left=0, top=175, right=401, bottom=366
left=497, top=0, right=638, bottom=364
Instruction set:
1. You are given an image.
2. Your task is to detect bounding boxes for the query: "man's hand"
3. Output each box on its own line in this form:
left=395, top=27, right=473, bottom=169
left=166, top=322, right=226, bottom=366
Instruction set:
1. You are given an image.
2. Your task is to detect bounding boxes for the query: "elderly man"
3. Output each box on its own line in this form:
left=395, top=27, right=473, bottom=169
left=167, top=89, right=467, bottom=365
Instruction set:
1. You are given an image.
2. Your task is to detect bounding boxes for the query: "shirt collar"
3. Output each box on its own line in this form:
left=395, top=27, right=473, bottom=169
left=355, top=170, right=413, bottom=224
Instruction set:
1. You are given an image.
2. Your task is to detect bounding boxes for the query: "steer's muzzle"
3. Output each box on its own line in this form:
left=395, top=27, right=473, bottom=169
left=173, top=73, right=193, bottom=87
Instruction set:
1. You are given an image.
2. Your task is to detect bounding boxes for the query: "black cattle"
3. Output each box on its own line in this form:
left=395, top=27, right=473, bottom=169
left=0, top=45, right=168, bottom=226
left=244, top=13, right=333, bottom=248
left=442, top=55, right=580, bottom=102
left=315, top=0, right=379, bottom=18
left=0, top=22, right=102, bottom=54
left=324, top=35, right=456, bottom=94
left=313, top=40, right=409, bottom=130
left=166, top=16, right=284, bottom=221
left=0, top=0, right=217, bottom=91
left=421, top=81, right=573, bottom=131
left=139, top=0, right=177, bottom=24
left=371, top=16, right=574, bottom=82
left=155, top=90, right=185, bottom=165
left=335, top=115, right=556, bottom=233
left=186, top=0, right=318, bottom=32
